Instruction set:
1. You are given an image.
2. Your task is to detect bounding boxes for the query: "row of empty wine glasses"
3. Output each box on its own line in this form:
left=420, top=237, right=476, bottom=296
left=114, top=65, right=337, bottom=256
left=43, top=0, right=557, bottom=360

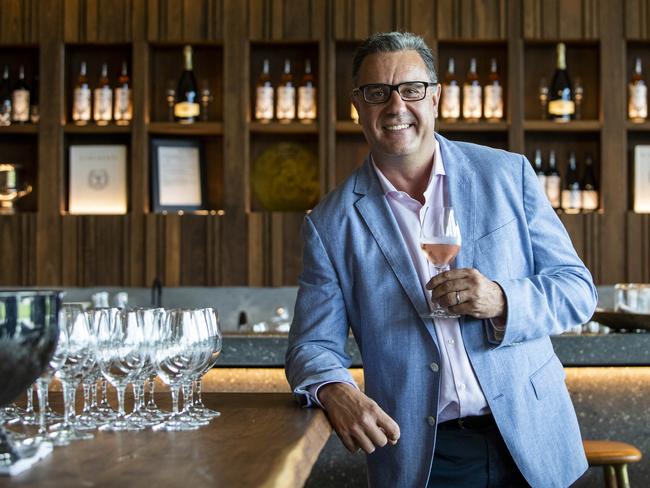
left=3, top=304, right=222, bottom=446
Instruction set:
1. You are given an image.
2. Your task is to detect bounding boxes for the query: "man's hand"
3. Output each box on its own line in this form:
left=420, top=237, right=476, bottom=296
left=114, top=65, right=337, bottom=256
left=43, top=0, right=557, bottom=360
left=426, top=268, right=507, bottom=319
left=318, top=382, right=400, bottom=454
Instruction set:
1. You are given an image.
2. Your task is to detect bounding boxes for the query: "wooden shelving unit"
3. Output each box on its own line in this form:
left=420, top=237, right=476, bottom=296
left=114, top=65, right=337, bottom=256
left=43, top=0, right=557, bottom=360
left=0, top=0, right=647, bottom=287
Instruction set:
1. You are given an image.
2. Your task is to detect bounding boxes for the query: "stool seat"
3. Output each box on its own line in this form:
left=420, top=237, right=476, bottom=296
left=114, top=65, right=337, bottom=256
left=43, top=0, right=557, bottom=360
left=583, top=440, right=642, bottom=464
left=583, top=440, right=642, bottom=488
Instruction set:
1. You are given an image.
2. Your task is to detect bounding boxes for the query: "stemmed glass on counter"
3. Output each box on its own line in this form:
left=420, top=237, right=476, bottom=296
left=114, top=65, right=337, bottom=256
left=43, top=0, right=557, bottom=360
left=420, top=206, right=462, bottom=318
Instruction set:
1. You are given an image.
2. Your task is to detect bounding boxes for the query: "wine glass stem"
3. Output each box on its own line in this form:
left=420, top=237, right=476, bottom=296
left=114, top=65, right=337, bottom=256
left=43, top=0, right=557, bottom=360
left=61, top=381, right=72, bottom=428
left=147, top=378, right=157, bottom=408
left=116, top=386, right=127, bottom=419
left=171, top=385, right=180, bottom=416
left=183, top=383, right=192, bottom=410
left=133, top=383, right=141, bottom=411
left=90, top=383, right=98, bottom=408
left=82, top=383, right=90, bottom=412
left=193, top=379, right=202, bottom=407
left=36, top=378, right=47, bottom=435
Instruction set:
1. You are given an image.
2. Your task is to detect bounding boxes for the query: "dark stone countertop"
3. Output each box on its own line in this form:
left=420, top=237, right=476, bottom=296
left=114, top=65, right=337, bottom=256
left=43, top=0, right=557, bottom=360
left=219, top=333, right=650, bottom=367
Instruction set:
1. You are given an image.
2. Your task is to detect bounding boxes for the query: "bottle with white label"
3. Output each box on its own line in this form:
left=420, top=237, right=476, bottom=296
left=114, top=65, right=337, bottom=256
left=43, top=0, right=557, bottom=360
left=462, top=58, right=482, bottom=121
left=255, top=59, right=274, bottom=122
left=93, top=62, right=112, bottom=125
left=72, top=61, right=91, bottom=125
left=114, top=61, right=132, bottom=125
left=483, top=58, right=503, bottom=121
left=441, top=58, right=460, bottom=121
left=11, top=65, right=30, bottom=123
left=276, top=59, right=296, bottom=123
left=581, top=155, right=599, bottom=211
left=533, top=149, right=546, bottom=191
left=562, top=151, right=582, bottom=213
left=298, top=59, right=317, bottom=123
left=628, top=57, right=647, bottom=123
left=546, top=150, right=562, bottom=209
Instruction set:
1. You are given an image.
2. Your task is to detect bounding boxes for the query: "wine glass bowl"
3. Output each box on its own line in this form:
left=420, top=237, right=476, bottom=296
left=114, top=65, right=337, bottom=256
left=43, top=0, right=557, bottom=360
left=420, top=207, right=462, bottom=319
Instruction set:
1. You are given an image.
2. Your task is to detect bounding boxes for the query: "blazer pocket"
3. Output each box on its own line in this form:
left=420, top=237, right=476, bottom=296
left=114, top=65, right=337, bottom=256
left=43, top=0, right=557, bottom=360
left=529, top=354, right=566, bottom=401
left=474, top=217, right=517, bottom=279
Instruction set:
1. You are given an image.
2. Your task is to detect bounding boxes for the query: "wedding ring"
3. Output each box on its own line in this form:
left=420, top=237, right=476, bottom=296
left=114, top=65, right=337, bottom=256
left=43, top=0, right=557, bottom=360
left=455, top=290, right=461, bottom=305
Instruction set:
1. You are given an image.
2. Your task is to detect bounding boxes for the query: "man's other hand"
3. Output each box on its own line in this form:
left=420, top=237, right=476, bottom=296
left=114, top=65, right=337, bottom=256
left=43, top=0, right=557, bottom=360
left=318, top=382, right=400, bottom=454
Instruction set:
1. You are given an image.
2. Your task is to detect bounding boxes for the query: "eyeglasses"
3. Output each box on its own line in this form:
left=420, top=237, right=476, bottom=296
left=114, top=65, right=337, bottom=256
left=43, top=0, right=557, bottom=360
left=353, top=81, right=437, bottom=104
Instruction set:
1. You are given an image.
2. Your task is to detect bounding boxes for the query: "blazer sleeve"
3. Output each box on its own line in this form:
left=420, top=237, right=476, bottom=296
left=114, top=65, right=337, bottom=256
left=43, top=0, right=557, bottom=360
left=490, top=155, right=598, bottom=347
left=285, top=214, right=356, bottom=406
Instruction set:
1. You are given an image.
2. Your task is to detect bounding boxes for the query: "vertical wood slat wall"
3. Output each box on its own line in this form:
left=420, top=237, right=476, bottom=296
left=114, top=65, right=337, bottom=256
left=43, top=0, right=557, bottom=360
left=0, top=0, right=648, bottom=287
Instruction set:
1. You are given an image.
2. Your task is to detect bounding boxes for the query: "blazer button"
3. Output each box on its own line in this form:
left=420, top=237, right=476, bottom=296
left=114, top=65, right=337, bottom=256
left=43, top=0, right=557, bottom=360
left=429, top=362, right=439, bottom=372
left=426, top=416, right=436, bottom=427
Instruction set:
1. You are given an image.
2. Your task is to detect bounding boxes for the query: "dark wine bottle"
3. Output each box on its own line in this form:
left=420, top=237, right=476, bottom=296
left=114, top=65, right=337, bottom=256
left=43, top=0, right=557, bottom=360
left=0, top=66, right=11, bottom=126
left=548, top=43, right=574, bottom=123
left=533, top=148, right=546, bottom=190
left=546, top=150, right=561, bottom=209
left=581, top=155, right=599, bottom=211
left=562, top=151, right=581, bottom=213
left=174, top=45, right=200, bottom=124
left=11, top=65, right=30, bottom=123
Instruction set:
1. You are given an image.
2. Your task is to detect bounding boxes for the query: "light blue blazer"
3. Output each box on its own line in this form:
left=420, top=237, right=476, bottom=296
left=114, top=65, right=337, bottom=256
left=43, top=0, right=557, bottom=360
left=285, top=133, right=597, bottom=487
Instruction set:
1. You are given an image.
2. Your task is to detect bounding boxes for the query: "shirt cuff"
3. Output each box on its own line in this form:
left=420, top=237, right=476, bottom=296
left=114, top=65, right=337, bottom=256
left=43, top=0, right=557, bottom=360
left=307, top=380, right=359, bottom=410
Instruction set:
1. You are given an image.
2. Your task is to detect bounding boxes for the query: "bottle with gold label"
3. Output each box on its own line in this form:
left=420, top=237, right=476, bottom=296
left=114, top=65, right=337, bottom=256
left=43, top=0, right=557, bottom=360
left=72, top=61, right=91, bottom=125
left=174, top=45, right=200, bottom=124
left=114, top=61, right=132, bottom=125
left=440, top=58, right=460, bottom=121
left=628, top=57, right=647, bottom=122
left=297, top=59, right=317, bottom=123
left=276, top=59, right=296, bottom=123
left=462, top=58, right=482, bottom=121
left=483, top=58, right=503, bottom=121
left=255, top=59, right=274, bottom=123
left=548, top=43, right=574, bottom=123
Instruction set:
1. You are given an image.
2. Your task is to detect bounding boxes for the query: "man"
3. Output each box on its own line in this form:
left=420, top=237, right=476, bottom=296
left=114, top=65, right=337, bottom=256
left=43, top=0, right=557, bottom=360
left=285, top=32, right=597, bottom=488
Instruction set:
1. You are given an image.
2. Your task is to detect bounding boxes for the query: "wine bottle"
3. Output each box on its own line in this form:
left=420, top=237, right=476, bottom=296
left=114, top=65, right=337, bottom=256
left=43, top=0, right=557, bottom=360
left=114, top=61, right=132, bottom=125
left=581, top=155, right=599, bottom=211
left=297, top=59, right=317, bottom=123
left=548, top=43, right=574, bottom=123
left=463, top=58, right=482, bottom=121
left=441, top=57, right=460, bottom=121
left=30, top=74, right=39, bottom=123
left=11, top=65, right=30, bottom=123
left=483, top=58, right=503, bottom=121
left=72, top=61, right=91, bottom=125
left=93, top=62, right=112, bottom=125
left=255, top=59, right=274, bottom=122
left=276, top=59, right=296, bottom=123
left=628, top=57, right=647, bottom=123
left=561, top=151, right=581, bottom=213
left=546, top=150, right=561, bottom=209
left=174, top=45, right=200, bottom=124
left=533, top=149, right=546, bottom=190
left=0, top=66, right=11, bottom=126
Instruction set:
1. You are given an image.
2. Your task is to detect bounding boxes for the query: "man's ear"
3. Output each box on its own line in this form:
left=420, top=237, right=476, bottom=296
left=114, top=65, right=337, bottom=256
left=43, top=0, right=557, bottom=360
left=432, top=83, right=441, bottom=118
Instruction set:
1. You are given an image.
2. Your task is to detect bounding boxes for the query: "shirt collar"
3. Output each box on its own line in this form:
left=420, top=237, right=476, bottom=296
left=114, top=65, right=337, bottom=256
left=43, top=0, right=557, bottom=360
left=371, top=138, right=445, bottom=201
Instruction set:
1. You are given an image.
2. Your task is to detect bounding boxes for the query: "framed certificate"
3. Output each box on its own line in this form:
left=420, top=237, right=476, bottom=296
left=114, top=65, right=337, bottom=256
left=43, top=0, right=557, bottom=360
left=634, top=145, right=650, bottom=213
left=68, top=145, right=128, bottom=214
left=151, top=138, right=206, bottom=212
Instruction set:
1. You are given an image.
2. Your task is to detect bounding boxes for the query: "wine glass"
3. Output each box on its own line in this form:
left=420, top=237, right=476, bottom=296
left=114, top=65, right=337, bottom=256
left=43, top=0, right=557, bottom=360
left=190, top=308, right=222, bottom=418
left=420, top=206, right=462, bottom=319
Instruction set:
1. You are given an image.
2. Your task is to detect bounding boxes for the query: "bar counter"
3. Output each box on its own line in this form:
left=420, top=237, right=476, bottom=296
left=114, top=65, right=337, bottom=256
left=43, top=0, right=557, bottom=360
left=0, top=393, right=331, bottom=488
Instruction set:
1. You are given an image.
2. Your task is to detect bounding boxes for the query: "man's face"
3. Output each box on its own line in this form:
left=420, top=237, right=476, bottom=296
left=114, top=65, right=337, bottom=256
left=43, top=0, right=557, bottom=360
left=352, top=50, right=440, bottom=165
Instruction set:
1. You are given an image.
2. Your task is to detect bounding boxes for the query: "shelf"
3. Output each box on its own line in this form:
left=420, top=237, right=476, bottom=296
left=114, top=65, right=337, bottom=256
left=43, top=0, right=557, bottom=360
left=249, top=121, right=318, bottom=134
left=0, top=124, right=38, bottom=134
left=438, top=121, right=508, bottom=132
left=147, top=122, right=223, bottom=136
left=335, top=121, right=363, bottom=133
left=63, top=124, right=132, bottom=134
left=626, top=121, right=650, bottom=131
left=523, top=120, right=601, bottom=132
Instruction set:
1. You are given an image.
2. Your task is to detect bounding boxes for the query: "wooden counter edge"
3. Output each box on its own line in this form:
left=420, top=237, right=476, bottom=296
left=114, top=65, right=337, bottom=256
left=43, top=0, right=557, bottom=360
left=262, top=408, right=333, bottom=488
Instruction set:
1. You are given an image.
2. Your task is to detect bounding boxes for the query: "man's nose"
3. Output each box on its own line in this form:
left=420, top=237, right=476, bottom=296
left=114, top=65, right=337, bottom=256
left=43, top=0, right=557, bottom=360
left=384, top=89, right=407, bottom=113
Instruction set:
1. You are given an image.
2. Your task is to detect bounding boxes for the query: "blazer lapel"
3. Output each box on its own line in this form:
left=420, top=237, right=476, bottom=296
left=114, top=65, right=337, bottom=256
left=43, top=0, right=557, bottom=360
left=353, top=160, right=431, bottom=318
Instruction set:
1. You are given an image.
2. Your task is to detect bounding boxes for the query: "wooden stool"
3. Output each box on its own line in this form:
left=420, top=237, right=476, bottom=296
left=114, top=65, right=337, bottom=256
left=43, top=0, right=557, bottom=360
left=583, top=440, right=642, bottom=488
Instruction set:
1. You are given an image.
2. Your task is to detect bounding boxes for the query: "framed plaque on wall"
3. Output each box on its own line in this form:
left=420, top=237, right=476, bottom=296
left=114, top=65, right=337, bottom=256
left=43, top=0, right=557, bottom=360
left=68, top=145, right=128, bottom=214
left=634, top=145, right=650, bottom=213
left=151, top=138, right=206, bottom=213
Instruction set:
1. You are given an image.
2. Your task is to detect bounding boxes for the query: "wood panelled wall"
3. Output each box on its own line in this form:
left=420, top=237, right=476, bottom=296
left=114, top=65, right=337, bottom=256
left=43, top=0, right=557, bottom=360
left=0, top=0, right=648, bottom=287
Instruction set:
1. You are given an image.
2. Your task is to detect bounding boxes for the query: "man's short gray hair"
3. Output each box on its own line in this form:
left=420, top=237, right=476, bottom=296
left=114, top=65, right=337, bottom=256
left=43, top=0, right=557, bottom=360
left=352, top=32, right=437, bottom=85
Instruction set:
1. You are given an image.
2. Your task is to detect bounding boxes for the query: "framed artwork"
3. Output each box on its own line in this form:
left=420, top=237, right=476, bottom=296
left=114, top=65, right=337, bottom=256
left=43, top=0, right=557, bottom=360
left=68, top=145, right=128, bottom=214
left=151, top=138, right=206, bottom=213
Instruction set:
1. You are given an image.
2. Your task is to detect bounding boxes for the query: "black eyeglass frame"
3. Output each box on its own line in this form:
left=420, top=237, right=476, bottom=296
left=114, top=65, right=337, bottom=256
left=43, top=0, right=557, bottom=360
left=352, top=81, right=438, bottom=104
